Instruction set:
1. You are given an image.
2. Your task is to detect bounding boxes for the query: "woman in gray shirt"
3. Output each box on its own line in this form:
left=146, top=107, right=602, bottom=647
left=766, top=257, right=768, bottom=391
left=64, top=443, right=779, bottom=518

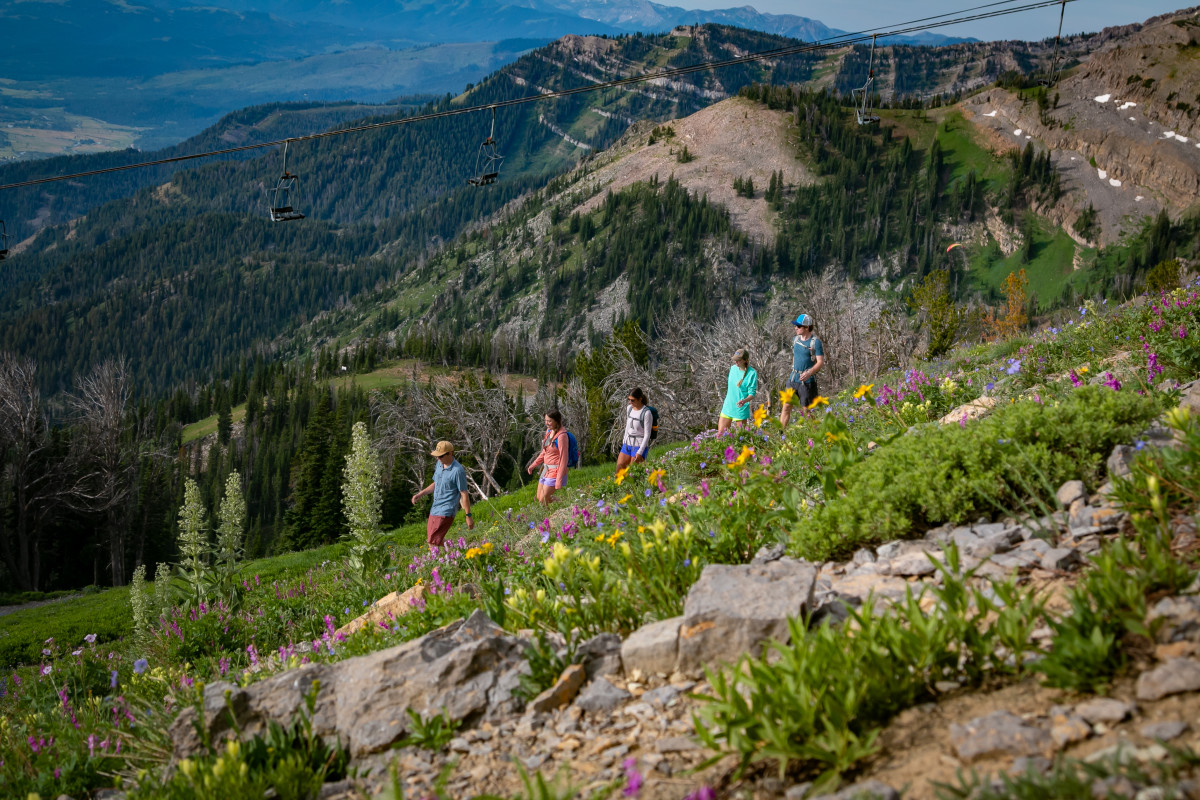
left=616, top=387, right=652, bottom=472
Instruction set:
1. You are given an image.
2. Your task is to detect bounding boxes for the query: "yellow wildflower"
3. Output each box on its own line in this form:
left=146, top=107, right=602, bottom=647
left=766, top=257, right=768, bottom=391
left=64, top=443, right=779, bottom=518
left=606, top=530, right=625, bottom=547
left=618, top=493, right=633, bottom=505
left=727, top=445, right=755, bottom=469
left=647, top=468, right=666, bottom=486
left=779, top=387, right=797, bottom=406
left=481, top=542, right=493, bottom=555
left=1078, top=366, right=1089, bottom=374
left=852, top=384, right=874, bottom=400
left=637, top=526, right=646, bottom=533
left=807, top=395, right=829, bottom=410
left=595, top=533, right=606, bottom=543
left=464, top=547, right=482, bottom=560
left=752, top=404, right=768, bottom=428
left=614, top=467, right=629, bottom=486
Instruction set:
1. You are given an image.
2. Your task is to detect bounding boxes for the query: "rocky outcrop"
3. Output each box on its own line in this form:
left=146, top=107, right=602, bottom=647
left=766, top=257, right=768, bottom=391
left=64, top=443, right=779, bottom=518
left=170, top=609, right=528, bottom=758
left=335, top=583, right=425, bottom=638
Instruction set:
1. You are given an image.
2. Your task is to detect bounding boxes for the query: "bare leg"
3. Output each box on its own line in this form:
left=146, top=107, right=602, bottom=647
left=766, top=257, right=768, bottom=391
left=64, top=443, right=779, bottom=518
left=780, top=403, right=793, bottom=430
left=616, top=452, right=633, bottom=471
left=717, top=416, right=731, bottom=435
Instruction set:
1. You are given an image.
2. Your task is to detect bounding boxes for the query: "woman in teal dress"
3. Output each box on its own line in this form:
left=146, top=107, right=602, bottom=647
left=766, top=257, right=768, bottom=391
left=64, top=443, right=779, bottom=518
left=717, top=348, right=758, bottom=434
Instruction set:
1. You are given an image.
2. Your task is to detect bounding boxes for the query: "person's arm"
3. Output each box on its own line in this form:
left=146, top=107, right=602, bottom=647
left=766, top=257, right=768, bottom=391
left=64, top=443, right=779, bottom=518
left=554, top=431, right=568, bottom=487
left=528, top=447, right=546, bottom=473
left=739, top=370, right=758, bottom=406
left=635, top=408, right=652, bottom=458
left=457, top=469, right=474, bottom=529
left=411, top=481, right=434, bottom=504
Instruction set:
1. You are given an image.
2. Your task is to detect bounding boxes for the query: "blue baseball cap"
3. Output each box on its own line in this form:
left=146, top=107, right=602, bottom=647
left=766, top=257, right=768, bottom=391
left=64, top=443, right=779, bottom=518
left=791, top=313, right=813, bottom=327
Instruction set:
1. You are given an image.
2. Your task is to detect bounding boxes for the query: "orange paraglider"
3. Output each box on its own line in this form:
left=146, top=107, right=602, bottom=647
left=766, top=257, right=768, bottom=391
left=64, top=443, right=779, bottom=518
left=946, top=243, right=964, bottom=253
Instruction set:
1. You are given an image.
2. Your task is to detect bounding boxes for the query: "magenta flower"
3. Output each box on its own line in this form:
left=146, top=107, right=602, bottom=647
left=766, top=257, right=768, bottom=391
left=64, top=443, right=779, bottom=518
left=622, top=758, right=644, bottom=797
left=684, top=788, right=716, bottom=800
left=1103, top=371, right=1122, bottom=391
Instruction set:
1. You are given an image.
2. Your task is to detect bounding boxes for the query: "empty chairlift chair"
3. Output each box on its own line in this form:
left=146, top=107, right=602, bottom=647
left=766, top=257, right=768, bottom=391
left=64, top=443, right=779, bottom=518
left=268, top=142, right=305, bottom=222
left=854, top=35, right=882, bottom=126
left=468, top=107, right=503, bottom=187
left=0, top=220, right=9, bottom=261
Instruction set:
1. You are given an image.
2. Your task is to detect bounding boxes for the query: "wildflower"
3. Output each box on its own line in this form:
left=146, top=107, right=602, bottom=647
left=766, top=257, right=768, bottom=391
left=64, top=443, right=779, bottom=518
left=726, top=446, right=754, bottom=469
left=84, top=633, right=97, bottom=644
left=72, top=649, right=82, bottom=656
left=698, top=462, right=706, bottom=469
left=723, top=446, right=736, bottom=463
left=700, top=480, right=710, bottom=499
left=779, top=387, right=797, bottom=406
left=985, top=382, right=995, bottom=393
left=464, top=547, right=482, bottom=559
left=110, top=670, right=118, bottom=690
left=853, top=383, right=874, bottom=400
left=752, top=404, right=768, bottom=428
left=622, top=757, right=644, bottom=797
left=806, top=395, right=829, bottom=410
left=647, top=468, right=666, bottom=487
left=1103, top=371, right=1122, bottom=391
left=1180, top=325, right=1189, bottom=339
left=41, top=665, right=52, bottom=676
left=1006, top=359, right=1021, bottom=375
left=618, top=493, right=632, bottom=504
left=684, top=788, right=717, bottom=800
left=133, top=659, right=148, bottom=674
left=614, top=467, right=629, bottom=486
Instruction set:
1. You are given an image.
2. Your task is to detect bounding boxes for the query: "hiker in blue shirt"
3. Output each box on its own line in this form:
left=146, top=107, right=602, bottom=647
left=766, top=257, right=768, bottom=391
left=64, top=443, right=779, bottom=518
left=780, top=313, right=824, bottom=429
left=411, top=440, right=474, bottom=548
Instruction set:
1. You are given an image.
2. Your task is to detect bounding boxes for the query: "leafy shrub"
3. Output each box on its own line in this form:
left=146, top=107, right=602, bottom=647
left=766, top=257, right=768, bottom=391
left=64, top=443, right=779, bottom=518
left=1147, top=258, right=1182, bottom=292
left=128, top=680, right=348, bottom=800
left=936, top=742, right=1200, bottom=799
left=394, top=708, right=462, bottom=751
left=793, top=386, right=1161, bottom=561
left=696, top=549, right=1045, bottom=793
left=1037, top=410, right=1199, bottom=692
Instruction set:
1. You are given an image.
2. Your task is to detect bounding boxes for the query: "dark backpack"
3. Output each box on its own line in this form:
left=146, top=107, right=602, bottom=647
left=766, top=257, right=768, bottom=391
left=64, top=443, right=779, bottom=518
left=566, top=431, right=582, bottom=468
left=646, top=406, right=660, bottom=442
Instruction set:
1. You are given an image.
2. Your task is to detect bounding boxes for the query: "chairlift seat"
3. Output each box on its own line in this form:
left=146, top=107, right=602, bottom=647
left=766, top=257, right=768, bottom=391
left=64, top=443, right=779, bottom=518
left=0, top=249, right=8, bottom=261
left=269, top=207, right=306, bottom=222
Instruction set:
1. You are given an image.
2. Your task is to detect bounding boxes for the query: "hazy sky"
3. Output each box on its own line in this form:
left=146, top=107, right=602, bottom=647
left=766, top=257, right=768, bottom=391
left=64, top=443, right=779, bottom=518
left=677, top=0, right=1188, bottom=41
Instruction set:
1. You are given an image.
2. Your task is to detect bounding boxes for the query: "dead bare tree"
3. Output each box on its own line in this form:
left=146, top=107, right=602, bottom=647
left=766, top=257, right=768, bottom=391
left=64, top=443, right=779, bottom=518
left=372, top=383, right=439, bottom=496
left=63, top=357, right=146, bottom=586
left=602, top=301, right=792, bottom=444
left=373, top=374, right=519, bottom=499
left=0, top=353, right=56, bottom=591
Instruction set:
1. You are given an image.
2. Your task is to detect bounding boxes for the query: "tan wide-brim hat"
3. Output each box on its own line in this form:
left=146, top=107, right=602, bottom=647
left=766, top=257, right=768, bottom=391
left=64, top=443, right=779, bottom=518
left=430, top=441, right=454, bottom=457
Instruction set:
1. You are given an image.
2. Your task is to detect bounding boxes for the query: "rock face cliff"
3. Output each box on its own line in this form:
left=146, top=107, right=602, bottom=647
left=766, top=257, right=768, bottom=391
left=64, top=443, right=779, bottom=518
left=962, top=7, right=1200, bottom=244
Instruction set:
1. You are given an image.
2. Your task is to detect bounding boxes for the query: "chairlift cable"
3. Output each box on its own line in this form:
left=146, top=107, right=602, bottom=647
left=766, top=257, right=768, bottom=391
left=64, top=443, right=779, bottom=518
left=1048, top=0, right=1068, bottom=86
left=0, top=0, right=1076, bottom=193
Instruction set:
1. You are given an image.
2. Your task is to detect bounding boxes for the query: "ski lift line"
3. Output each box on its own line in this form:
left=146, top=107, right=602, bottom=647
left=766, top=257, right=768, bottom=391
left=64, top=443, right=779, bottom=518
left=0, top=0, right=1076, bottom=194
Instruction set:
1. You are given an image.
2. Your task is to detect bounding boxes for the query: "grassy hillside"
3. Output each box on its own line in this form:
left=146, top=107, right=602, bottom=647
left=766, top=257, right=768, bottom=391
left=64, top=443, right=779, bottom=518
left=3, top=281, right=1197, bottom=797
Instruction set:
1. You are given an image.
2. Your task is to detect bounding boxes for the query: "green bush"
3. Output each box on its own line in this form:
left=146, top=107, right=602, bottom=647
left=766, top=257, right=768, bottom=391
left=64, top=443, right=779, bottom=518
left=792, top=386, right=1161, bottom=561
left=695, top=548, right=1045, bottom=792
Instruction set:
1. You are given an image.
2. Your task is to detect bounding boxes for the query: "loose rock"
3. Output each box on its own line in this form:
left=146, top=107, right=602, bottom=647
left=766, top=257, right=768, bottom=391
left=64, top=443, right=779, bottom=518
left=1056, top=480, right=1087, bottom=508
left=1136, top=658, right=1200, bottom=701
left=1075, top=698, right=1134, bottom=724
left=811, top=778, right=900, bottom=800
left=575, top=678, right=632, bottom=713
left=949, top=710, right=1056, bottom=762
left=1140, top=720, right=1189, bottom=741
left=528, top=663, right=586, bottom=714
left=621, top=617, right=682, bottom=677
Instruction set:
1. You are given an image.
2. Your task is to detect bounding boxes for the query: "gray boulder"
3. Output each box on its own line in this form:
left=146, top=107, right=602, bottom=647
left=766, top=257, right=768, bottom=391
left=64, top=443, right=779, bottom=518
left=169, top=609, right=526, bottom=759
left=620, top=616, right=682, bottom=677
left=575, top=677, right=631, bottom=713
left=577, top=633, right=623, bottom=680
left=676, top=559, right=817, bottom=675
left=1056, top=480, right=1086, bottom=508
left=1107, top=444, right=1137, bottom=479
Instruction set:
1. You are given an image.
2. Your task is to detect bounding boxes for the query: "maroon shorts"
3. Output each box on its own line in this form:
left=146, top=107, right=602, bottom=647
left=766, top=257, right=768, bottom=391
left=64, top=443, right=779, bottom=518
left=427, top=514, right=455, bottom=547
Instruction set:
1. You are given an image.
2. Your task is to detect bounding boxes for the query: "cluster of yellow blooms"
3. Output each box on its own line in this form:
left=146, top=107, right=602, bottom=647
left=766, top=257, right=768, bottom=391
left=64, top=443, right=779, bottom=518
left=614, top=466, right=629, bottom=485
left=853, top=383, right=874, bottom=400
left=594, top=528, right=626, bottom=548
left=647, top=468, right=666, bottom=486
left=727, top=445, right=755, bottom=469
left=463, top=542, right=494, bottom=560
left=753, top=404, right=769, bottom=428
